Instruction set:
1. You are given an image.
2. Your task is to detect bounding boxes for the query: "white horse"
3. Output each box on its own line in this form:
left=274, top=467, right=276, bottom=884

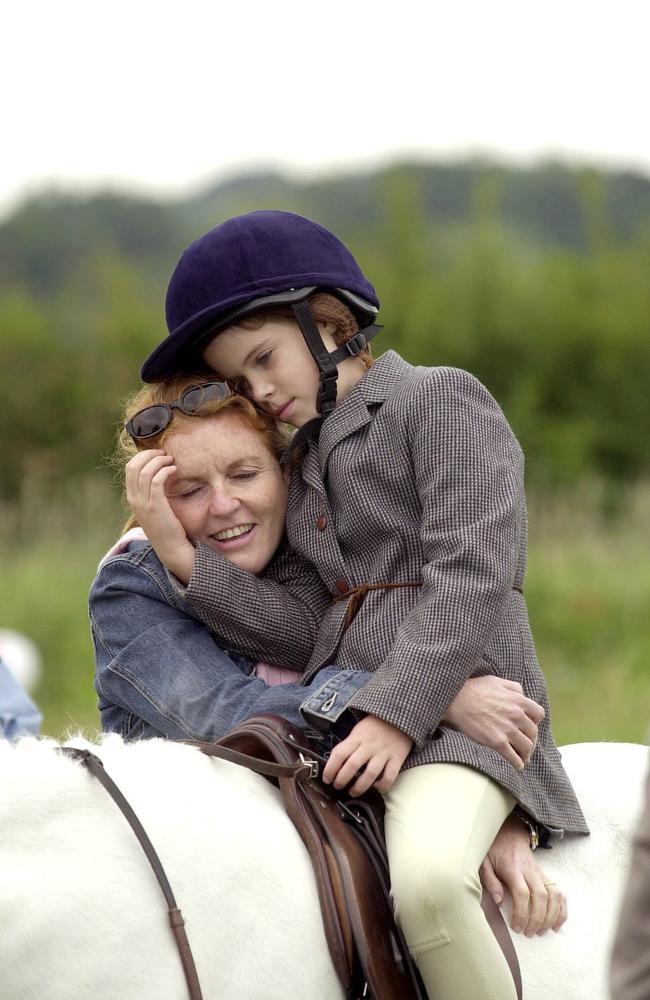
left=0, top=736, right=645, bottom=1000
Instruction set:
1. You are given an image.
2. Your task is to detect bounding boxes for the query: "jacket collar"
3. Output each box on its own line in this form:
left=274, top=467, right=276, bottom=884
left=353, top=350, right=414, bottom=405
left=304, top=351, right=413, bottom=479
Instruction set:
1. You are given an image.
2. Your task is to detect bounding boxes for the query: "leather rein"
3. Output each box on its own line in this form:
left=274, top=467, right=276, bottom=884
left=56, top=741, right=320, bottom=1000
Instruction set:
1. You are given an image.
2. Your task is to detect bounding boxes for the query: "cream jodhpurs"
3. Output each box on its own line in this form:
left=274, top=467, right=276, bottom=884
left=384, top=763, right=516, bottom=1000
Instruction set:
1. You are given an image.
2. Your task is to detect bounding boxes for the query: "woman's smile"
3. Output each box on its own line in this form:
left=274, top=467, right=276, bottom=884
left=210, top=522, right=256, bottom=550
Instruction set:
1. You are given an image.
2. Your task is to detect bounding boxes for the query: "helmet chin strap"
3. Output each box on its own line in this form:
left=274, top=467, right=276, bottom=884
left=291, top=300, right=382, bottom=423
left=286, top=300, right=382, bottom=460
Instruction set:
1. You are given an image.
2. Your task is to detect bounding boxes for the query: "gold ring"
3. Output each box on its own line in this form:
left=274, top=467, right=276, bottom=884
left=543, top=881, right=556, bottom=888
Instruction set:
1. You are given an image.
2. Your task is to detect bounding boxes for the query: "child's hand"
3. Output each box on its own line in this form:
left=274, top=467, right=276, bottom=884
left=322, top=716, right=413, bottom=796
left=125, top=450, right=195, bottom=584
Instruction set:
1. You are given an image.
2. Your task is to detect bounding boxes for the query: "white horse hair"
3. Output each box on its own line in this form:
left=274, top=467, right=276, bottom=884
left=0, top=736, right=645, bottom=1000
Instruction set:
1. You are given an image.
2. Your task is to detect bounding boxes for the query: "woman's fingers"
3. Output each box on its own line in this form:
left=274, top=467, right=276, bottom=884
left=126, top=451, right=174, bottom=508
left=478, top=855, right=506, bottom=906
left=509, top=875, right=532, bottom=934
left=508, top=730, right=535, bottom=768
left=524, top=876, right=549, bottom=935
left=523, top=873, right=567, bottom=936
left=539, top=883, right=564, bottom=934
left=517, top=713, right=540, bottom=745
left=552, top=889, right=568, bottom=931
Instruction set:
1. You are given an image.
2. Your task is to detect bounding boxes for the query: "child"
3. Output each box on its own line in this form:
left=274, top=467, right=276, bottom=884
left=134, top=210, right=588, bottom=1000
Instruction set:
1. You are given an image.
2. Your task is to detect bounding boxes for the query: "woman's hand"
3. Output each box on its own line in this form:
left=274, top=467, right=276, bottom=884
left=322, top=715, right=413, bottom=796
left=443, top=676, right=545, bottom=771
left=125, top=450, right=195, bottom=584
left=480, top=814, right=567, bottom=935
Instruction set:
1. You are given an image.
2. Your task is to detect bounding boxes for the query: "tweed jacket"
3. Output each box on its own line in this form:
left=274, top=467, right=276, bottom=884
left=184, top=350, right=588, bottom=836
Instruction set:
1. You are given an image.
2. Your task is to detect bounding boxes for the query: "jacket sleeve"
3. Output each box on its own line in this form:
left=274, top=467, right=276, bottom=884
left=90, top=555, right=363, bottom=741
left=348, top=367, right=524, bottom=746
left=175, top=540, right=331, bottom=670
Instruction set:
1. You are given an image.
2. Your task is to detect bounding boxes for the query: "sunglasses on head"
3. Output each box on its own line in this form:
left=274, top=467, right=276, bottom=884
left=125, top=381, right=232, bottom=441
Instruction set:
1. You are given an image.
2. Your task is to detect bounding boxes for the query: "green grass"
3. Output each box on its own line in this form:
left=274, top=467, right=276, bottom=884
left=1, top=477, right=648, bottom=744
left=0, top=478, right=120, bottom=737
left=526, top=485, right=650, bottom=744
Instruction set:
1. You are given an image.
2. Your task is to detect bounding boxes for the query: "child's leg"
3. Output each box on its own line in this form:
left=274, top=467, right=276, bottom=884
left=384, top=763, right=517, bottom=1000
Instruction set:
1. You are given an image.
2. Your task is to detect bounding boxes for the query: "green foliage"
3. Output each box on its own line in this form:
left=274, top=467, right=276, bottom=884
left=1, top=158, right=649, bottom=498
left=0, top=481, right=120, bottom=736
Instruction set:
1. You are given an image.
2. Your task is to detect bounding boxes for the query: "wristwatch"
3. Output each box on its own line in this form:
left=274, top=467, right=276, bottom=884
left=512, top=807, right=540, bottom=851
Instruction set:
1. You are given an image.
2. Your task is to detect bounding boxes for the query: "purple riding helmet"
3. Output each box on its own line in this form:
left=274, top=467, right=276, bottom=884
left=140, top=210, right=382, bottom=420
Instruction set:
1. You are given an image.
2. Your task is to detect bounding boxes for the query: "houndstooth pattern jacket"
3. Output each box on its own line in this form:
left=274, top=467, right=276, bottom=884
left=184, top=351, right=588, bottom=836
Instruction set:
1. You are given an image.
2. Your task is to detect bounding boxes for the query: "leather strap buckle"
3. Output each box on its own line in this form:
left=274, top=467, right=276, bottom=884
left=344, top=332, right=368, bottom=356
left=299, top=752, right=320, bottom=780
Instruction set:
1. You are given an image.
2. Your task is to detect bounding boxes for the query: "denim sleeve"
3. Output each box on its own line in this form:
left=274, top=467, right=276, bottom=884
left=0, top=659, right=42, bottom=741
left=90, top=556, right=370, bottom=742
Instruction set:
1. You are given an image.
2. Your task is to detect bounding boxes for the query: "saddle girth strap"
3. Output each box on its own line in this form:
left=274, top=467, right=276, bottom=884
left=56, top=747, right=203, bottom=1000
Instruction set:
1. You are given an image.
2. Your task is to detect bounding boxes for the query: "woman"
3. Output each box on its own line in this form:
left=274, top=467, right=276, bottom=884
left=92, top=377, right=370, bottom=741
left=95, top=372, right=565, bottom=966
left=130, top=211, right=584, bottom=1000
left=94, top=375, right=537, bottom=756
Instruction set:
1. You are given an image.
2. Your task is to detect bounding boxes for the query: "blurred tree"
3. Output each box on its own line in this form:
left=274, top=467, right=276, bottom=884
left=1, top=159, right=650, bottom=500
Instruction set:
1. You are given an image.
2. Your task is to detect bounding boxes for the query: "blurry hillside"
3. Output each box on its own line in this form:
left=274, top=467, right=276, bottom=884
left=1, top=159, right=649, bottom=506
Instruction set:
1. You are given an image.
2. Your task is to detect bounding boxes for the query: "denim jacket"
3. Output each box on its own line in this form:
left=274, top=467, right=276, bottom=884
left=90, top=541, right=369, bottom=742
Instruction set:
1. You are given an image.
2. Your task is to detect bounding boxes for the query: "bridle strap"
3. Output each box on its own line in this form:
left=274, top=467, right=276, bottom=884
left=56, top=747, right=203, bottom=1000
left=182, top=738, right=322, bottom=780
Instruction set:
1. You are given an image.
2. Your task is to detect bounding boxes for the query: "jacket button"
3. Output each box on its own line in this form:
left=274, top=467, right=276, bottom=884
left=334, top=580, right=349, bottom=594
left=316, top=515, right=327, bottom=531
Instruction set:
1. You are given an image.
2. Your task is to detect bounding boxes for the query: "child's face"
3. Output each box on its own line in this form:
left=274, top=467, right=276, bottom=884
left=203, top=317, right=331, bottom=428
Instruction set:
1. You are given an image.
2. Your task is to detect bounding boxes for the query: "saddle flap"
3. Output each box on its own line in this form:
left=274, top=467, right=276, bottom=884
left=214, top=714, right=425, bottom=1000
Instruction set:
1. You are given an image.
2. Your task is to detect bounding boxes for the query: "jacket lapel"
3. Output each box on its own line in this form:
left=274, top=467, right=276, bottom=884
left=299, top=443, right=328, bottom=495
left=319, top=351, right=414, bottom=476
left=319, top=395, right=373, bottom=475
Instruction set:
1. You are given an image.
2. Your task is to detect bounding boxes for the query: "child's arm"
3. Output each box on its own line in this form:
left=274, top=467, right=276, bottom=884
left=347, top=367, right=527, bottom=748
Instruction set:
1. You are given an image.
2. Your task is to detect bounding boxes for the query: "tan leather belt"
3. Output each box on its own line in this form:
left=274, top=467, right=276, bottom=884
left=334, top=580, right=524, bottom=629
left=332, top=580, right=422, bottom=628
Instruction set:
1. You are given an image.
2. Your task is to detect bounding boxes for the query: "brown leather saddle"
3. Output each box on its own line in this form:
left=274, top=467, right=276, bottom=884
left=190, top=713, right=523, bottom=1000
left=61, top=716, right=522, bottom=1000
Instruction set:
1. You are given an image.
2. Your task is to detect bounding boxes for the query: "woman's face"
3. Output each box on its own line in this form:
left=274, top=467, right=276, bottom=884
left=162, top=410, right=288, bottom=575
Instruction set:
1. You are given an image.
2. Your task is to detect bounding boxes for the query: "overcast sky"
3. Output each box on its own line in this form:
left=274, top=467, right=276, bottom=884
left=2, top=0, right=649, bottom=218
